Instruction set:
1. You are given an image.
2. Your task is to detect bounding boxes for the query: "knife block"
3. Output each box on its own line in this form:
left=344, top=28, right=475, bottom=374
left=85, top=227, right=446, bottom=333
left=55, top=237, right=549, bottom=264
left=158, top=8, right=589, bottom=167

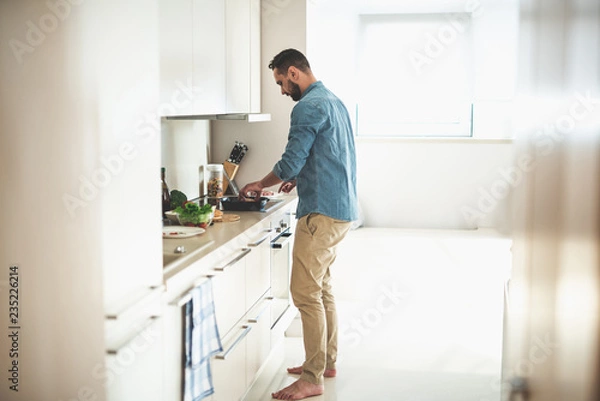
left=222, top=160, right=239, bottom=194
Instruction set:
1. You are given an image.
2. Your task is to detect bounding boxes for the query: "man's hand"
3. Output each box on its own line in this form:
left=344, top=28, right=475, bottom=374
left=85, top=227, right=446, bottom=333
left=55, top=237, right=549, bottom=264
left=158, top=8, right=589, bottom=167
left=239, top=181, right=264, bottom=200
left=240, top=172, right=283, bottom=200
left=279, top=180, right=296, bottom=193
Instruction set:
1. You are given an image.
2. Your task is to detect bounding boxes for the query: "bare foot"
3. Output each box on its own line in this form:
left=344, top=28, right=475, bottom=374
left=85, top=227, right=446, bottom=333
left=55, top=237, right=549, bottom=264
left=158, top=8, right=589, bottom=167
left=287, top=366, right=337, bottom=378
left=272, top=379, right=324, bottom=400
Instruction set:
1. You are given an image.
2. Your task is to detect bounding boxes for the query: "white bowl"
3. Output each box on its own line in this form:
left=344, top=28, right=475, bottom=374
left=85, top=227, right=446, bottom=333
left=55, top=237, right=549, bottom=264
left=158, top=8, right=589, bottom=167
left=164, top=210, right=180, bottom=224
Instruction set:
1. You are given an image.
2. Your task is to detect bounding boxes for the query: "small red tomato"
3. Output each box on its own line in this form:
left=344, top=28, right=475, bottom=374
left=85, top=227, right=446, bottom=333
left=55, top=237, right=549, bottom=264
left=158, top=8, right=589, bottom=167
left=199, top=222, right=207, bottom=229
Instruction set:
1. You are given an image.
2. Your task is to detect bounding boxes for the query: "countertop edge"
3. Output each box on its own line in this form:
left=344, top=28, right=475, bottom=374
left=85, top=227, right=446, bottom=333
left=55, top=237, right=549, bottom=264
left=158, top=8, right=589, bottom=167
left=162, top=195, right=297, bottom=281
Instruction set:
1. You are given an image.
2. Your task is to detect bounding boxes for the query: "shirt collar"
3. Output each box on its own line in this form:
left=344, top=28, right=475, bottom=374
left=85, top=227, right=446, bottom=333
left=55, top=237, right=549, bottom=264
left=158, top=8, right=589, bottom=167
left=300, top=81, right=322, bottom=100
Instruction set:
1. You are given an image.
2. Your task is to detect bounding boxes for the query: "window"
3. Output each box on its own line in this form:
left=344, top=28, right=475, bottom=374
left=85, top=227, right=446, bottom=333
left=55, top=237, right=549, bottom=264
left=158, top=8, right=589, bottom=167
left=357, top=13, right=474, bottom=137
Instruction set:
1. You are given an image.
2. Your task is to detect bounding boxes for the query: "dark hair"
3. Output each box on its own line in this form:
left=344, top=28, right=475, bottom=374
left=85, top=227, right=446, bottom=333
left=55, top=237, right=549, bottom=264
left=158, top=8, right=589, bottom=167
left=268, top=48, right=311, bottom=74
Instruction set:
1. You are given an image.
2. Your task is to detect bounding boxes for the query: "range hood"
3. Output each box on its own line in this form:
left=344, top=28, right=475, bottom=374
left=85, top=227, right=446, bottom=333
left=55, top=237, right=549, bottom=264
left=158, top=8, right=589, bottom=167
left=166, top=113, right=271, bottom=123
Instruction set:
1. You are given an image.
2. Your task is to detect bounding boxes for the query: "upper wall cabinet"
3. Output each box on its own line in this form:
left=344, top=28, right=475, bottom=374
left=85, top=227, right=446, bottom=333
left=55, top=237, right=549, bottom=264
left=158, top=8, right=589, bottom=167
left=193, top=0, right=227, bottom=114
left=160, top=0, right=226, bottom=116
left=159, top=0, right=261, bottom=117
left=225, top=0, right=261, bottom=114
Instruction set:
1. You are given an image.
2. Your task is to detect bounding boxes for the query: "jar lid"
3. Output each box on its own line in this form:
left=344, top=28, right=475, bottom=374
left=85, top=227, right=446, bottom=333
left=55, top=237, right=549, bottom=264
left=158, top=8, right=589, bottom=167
left=206, top=164, right=223, bottom=171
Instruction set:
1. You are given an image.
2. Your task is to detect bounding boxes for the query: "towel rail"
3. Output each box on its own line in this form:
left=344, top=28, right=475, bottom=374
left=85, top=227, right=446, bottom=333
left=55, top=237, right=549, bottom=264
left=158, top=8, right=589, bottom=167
left=169, top=275, right=214, bottom=307
left=173, top=293, right=193, bottom=308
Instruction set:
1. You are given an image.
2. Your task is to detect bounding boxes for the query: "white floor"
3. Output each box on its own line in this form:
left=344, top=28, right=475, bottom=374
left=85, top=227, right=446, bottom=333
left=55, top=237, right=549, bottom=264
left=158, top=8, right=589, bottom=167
left=244, top=228, right=511, bottom=401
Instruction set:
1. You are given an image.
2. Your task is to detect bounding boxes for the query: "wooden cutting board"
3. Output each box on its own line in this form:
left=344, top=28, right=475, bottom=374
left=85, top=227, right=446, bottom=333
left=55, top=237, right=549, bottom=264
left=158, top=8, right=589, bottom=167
left=214, top=214, right=240, bottom=223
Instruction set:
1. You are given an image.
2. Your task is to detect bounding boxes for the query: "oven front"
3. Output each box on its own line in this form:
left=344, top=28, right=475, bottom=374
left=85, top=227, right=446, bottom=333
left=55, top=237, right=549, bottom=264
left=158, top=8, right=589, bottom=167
left=270, top=219, right=294, bottom=329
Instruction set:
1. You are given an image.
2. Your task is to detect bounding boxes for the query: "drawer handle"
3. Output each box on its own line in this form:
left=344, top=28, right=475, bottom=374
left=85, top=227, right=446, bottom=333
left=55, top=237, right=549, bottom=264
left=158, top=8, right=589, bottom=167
left=106, top=316, right=159, bottom=355
left=169, top=275, right=214, bottom=307
left=271, top=232, right=292, bottom=249
left=105, top=285, right=165, bottom=320
left=248, top=230, right=273, bottom=247
left=215, top=325, right=252, bottom=360
left=248, top=298, right=273, bottom=323
left=214, top=248, right=252, bottom=271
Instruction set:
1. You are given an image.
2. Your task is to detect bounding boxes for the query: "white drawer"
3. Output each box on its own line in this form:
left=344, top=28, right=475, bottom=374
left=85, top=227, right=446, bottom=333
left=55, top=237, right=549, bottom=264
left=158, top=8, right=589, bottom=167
left=212, top=248, right=250, bottom=337
left=245, top=230, right=272, bottom=309
left=212, top=323, right=250, bottom=401
left=245, top=295, right=272, bottom=388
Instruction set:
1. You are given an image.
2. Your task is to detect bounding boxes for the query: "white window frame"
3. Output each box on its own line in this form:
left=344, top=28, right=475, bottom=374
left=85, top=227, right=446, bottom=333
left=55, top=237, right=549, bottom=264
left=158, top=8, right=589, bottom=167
left=356, top=12, right=475, bottom=138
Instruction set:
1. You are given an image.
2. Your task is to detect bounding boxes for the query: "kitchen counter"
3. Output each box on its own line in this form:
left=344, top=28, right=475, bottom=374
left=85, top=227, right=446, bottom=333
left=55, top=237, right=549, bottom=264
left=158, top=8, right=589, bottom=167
left=163, top=195, right=297, bottom=280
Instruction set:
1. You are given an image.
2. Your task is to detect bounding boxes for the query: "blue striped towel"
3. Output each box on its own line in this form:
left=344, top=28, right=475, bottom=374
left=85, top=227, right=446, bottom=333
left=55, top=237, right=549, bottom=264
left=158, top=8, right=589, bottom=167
left=184, top=279, right=223, bottom=401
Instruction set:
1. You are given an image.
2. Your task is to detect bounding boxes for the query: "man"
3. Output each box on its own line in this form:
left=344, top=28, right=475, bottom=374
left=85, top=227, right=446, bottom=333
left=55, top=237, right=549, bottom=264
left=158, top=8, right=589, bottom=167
left=239, top=48, right=358, bottom=400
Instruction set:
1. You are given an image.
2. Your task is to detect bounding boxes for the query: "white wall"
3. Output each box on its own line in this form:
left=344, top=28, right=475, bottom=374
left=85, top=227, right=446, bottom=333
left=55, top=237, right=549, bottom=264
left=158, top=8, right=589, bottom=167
left=356, top=138, right=514, bottom=230
left=212, top=0, right=517, bottom=231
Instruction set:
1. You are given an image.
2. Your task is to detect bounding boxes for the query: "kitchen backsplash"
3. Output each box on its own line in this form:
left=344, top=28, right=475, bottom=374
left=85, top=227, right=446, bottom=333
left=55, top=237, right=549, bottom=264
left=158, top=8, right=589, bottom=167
left=161, top=119, right=210, bottom=200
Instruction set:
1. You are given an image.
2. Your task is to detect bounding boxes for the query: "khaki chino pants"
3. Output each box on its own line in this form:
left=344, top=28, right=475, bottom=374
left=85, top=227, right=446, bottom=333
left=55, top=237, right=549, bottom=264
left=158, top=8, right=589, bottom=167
left=291, top=213, right=352, bottom=385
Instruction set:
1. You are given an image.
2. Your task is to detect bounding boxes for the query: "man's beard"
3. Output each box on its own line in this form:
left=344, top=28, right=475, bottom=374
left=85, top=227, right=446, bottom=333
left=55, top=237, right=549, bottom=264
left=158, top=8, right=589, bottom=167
left=289, top=81, right=301, bottom=101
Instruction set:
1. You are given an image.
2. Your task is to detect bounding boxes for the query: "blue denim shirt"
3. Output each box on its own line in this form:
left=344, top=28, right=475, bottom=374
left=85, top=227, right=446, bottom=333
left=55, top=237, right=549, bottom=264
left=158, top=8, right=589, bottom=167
left=273, top=81, right=358, bottom=222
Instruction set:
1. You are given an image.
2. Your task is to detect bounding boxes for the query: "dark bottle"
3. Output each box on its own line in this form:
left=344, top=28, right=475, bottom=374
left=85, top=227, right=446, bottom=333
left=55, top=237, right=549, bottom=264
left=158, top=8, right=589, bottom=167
left=161, top=167, right=171, bottom=216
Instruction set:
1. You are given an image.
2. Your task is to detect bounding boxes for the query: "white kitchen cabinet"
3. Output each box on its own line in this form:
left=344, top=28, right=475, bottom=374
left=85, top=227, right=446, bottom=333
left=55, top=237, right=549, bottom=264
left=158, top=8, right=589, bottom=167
left=105, top=316, right=164, bottom=401
left=161, top=230, right=264, bottom=401
left=159, top=0, right=262, bottom=117
left=1, top=1, right=166, bottom=400
left=211, top=225, right=271, bottom=339
left=104, top=286, right=165, bottom=401
left=212, top=323, right=251, bottom=401
left=96, top=1, right=164, bottom=313
left=160, top=202, right=298, bottom=401
left=159, top=0, right=195, bottom=116
left=225, top=0, right=261, bottom=114
left=245, top=296, right=272, bottom=388
left=244, top=230, right=273, bottom=389
left=160, top=0, right=227, bottom=116
left=212, top=248, right=250, bottom=337
left=212, top=297, right=271, bottom=401
left=192, top=0, right=227, bottom=114
left=245, top=228, right=272, bottom=308
left=97, top=1, right=165, bottom=398
left=162, top=295, right=186, bottom=401
left=163, top=266, right=216, bottom=401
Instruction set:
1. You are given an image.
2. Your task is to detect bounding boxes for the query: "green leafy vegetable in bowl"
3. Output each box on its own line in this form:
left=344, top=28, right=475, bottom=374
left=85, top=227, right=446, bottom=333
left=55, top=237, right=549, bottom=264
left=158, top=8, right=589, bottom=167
left=175, top=202, right=213, bottom=227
